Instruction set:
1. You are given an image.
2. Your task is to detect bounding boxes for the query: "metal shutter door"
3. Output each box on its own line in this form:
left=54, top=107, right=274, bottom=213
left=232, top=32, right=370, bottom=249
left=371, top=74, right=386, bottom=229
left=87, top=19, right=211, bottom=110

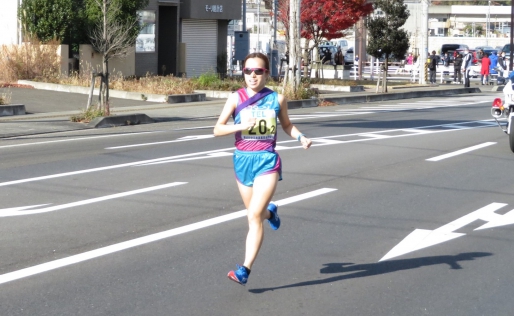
left=182, top=19, right=218, bottom=78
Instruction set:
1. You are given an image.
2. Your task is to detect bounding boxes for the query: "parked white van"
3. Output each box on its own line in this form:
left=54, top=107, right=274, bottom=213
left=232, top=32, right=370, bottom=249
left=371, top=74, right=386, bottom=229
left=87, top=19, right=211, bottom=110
left=330, top=39, right=350, bottom=53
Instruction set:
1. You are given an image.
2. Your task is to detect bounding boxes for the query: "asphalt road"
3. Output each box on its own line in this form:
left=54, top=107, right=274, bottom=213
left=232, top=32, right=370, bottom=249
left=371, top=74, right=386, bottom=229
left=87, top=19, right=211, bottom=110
left=1, top=93, right=514, bottom=315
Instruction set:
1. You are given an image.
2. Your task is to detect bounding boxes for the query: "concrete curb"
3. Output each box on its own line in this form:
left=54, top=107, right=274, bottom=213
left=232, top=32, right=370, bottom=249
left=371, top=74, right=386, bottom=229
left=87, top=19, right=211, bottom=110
left=0, top=104, right=26, bottom=116
left=288, top=99, right=319, bottom=109
left=324, top=87, right=481, bottom=104
left=87, top=113, right=155, bottom=128
left=310, top=84, right=365, bottom=92
left=195, top=90, right=234, bottom=99
left=166, top=93, right=206, bottom=103
left=18, top=80, right=205, bottom=103
left=284, top=87, right=482, bottom=108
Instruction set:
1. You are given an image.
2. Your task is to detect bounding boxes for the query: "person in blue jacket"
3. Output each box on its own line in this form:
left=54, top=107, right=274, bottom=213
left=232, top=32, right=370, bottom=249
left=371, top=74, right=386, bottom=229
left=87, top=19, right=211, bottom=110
left=489, top=51, right=498, bottom=75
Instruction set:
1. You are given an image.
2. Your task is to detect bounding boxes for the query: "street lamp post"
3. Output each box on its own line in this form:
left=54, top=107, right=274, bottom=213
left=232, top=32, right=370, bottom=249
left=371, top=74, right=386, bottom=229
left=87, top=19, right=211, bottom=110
left=486, top=0, right=490, bottom=46
left=257, top=0, right=260, bottom=52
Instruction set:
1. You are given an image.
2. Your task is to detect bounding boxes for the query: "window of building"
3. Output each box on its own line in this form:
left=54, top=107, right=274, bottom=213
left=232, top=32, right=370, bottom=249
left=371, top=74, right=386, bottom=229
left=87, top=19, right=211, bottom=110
left=136, top=10, right=156, bottom=53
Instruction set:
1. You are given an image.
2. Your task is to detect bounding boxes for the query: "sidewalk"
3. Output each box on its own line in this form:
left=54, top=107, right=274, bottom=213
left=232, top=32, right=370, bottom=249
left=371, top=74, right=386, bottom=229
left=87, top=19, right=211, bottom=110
left=0, top=82, right=494, bottom=139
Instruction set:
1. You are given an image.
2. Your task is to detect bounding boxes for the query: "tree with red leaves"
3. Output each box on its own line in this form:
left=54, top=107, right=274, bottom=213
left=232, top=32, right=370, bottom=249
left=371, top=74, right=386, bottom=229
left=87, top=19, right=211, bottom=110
left=276, top=0, right=373, bottom=79
left=301, top=0, right=373, bottom=51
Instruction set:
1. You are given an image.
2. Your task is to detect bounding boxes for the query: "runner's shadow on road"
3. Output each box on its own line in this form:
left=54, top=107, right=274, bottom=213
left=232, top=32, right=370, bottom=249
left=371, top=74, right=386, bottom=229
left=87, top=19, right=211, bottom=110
left=249, top=252, right=492, bottom=294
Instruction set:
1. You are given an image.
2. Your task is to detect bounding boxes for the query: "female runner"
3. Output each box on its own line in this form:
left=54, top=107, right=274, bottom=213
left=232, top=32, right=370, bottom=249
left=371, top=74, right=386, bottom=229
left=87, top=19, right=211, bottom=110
left=213, top=52, right=312, bottom=285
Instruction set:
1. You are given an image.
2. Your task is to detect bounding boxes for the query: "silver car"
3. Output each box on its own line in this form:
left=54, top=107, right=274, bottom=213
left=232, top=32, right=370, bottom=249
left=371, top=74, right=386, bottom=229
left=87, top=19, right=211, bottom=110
left=344, top=48, right=354, bottom=65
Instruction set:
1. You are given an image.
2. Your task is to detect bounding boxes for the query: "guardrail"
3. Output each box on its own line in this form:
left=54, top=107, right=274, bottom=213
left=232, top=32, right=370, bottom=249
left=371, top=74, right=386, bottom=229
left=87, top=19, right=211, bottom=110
left=349, top=63, right=477, bottom=84
left=350, top=62, right=418, bottom=82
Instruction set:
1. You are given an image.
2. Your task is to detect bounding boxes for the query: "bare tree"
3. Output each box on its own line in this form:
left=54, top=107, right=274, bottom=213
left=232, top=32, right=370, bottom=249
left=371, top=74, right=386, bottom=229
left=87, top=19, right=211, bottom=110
left=87, top=0, right=140, bottom=114
left=282, top=0, right=301, bottom=95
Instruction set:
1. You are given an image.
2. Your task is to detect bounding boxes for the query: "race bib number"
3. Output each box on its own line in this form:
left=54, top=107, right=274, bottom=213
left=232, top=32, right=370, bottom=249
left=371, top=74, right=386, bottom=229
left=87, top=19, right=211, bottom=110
left=240, top=109, right=277, bottom=140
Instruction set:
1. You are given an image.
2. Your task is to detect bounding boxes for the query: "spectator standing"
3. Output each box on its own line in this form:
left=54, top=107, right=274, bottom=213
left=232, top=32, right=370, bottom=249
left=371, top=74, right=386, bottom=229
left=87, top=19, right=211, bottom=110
left=461, top=48, right=473, bottom=88
left=453, top=53, right=463, bottom=84
left=428, top=50, right=438, bottom=84
left=477, top=49, right=484, bottom=60
left=480, top=53, right=491, bottom=85
left=405, top=52, right=414, bottom=72
left=443, top=53, right=450, bottom=67
left=406, top=52, right=414, bottom=65
left=323, top=49, right=333, bottom=65
left=334, top=47, right=344, bottom=66
left=498, top=52, right=507, bottom=77
left=489, top=51, right=498, bottom=76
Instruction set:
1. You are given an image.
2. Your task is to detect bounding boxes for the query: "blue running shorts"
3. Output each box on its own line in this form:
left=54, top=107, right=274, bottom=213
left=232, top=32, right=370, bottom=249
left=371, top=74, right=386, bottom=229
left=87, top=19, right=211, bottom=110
left=233, top=150, right=282, bottom=187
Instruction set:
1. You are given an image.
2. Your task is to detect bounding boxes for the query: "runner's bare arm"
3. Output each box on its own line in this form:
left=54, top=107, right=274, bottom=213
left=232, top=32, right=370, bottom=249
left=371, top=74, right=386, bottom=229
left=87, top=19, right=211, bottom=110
left=213, top=93, right=256, bottom=136
left=277, top=94, right=312, bottom=149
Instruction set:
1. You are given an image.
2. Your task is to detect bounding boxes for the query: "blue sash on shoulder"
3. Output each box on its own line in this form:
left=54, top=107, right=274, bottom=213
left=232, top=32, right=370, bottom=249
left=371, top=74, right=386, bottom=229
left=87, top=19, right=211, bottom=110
left=233, top=87, right=274, bottom=119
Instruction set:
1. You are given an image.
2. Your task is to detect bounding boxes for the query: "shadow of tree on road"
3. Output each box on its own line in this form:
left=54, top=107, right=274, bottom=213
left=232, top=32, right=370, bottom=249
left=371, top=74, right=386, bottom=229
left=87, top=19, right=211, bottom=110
left=249, top=252, right=492, bottom=294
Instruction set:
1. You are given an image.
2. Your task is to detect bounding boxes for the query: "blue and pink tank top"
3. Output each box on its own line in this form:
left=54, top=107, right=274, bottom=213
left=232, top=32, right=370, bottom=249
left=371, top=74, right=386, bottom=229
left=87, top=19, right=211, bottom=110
left=234, top=88, right=280, bottom=152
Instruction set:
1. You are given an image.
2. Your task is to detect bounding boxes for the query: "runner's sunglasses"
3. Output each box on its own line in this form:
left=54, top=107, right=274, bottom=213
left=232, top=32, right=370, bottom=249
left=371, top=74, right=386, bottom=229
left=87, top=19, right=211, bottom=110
left=243, top=67, right=268, bottom=75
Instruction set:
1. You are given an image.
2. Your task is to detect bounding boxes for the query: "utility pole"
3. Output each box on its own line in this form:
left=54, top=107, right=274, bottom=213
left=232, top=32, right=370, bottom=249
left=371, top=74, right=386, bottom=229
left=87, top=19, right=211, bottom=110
left=509, top=1, right=514, bottom=70
left=419, top=0, right=428, bottom=84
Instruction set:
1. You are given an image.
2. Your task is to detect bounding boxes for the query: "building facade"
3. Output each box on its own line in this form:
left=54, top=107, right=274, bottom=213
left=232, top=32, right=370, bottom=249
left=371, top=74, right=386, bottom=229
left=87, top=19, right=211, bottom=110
left=0, top=0, right=21, bottom=45
left=2, top=0, right=240, bottom=78
left=136, top=0, right=241, bottom=77
left=403, top=4, right=512, bottom=55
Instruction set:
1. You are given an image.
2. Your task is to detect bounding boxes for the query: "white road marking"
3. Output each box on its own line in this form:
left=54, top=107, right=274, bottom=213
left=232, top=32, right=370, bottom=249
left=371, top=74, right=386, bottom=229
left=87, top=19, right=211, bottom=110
left=177, top=135, right=215, bottom=140
left=174, top=126, right=215, bottom=131
left=0, top=132, right=159, bottom=149
left=380, top=202, right=509, bottom=262
left=0, top=120, right=498, bottom=187
left=359, top=133, right=392, bottom=139
left=0, top=182, right=187, bottom=217
left=105, top=134, right=215, bottom=149
left=0, top=204, right=50, bottom=212
left=426, top=142, right=496, bottom=161
left=0, top=147, right=236, bottom=187
left=0, top=188, right=337, bottom=285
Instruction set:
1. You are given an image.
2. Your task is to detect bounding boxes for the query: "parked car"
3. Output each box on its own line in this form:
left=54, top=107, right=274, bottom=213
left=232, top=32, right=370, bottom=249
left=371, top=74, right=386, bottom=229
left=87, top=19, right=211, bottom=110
left=482, top=49, right=497, bottom=57
left=440, top=44, right=469, bottom=64
left=330, top=39, right=350, bottom=54
left=502, top=44, right=513, bottom=61
left=456, top=49, right=478, bottom=65
left=475, top=46, right=494, bottom=51
left=344, top=47, right=354, bottom=65
left=317, top=45, right=337, bottom=65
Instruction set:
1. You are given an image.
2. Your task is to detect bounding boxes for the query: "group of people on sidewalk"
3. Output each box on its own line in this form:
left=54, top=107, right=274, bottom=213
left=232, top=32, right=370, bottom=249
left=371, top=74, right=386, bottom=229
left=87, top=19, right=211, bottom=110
left=477, top=50, right=508, bottom=85
left=426, top=49, right=508, bottom=87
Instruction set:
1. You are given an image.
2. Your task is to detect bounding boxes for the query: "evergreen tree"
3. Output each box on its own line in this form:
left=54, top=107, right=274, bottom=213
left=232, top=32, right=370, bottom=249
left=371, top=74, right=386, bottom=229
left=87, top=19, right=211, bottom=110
left=366, top=0, right=410, bottom=92
left=19, top=0, right=80, bottom=43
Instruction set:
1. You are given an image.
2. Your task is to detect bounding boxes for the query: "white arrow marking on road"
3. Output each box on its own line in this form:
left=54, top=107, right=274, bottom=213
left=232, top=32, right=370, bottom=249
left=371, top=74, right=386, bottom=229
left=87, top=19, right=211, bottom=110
left=379, top=203, right=508, bottom=262
left=475, top=208, right=514, bottom=230
left=0, top=182, right=187, bottom=217
left=0, top=188, right=337, bottom=285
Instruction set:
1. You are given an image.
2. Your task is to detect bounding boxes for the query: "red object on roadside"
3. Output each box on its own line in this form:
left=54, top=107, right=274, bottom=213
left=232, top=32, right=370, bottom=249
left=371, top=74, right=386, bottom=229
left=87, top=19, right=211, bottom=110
left=492, top=98, right=503, bottom=108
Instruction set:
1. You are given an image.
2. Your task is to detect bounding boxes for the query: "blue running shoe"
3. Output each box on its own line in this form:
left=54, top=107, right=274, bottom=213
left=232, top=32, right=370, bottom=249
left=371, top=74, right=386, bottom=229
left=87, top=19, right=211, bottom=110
left=227, top=264, right=248, bottom=285
left=267, top=202, right=280, bottom=230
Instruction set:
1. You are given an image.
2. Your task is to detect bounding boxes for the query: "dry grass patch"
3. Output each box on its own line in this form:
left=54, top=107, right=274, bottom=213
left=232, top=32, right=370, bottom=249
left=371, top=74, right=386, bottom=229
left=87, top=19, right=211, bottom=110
left=0, top=39, right=61, bottom=83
